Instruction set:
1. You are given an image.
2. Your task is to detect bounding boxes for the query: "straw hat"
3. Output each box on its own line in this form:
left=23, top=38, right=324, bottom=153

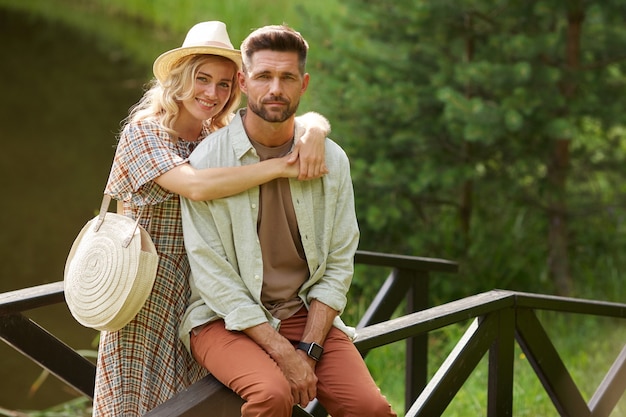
left=153, top=21, right=242, bottom=83
left=64, top=208, right=158, bottom=332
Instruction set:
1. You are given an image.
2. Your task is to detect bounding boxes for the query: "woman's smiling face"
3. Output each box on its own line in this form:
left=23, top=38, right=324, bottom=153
left=179, top=59, right=236, bottom=123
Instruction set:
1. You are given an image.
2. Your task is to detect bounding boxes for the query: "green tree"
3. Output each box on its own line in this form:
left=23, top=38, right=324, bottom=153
left=307, top=0, right=626, bottom=297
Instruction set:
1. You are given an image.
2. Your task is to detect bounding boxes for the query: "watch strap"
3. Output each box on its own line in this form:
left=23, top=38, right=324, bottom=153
left=297, top=341, right=323, bottom=361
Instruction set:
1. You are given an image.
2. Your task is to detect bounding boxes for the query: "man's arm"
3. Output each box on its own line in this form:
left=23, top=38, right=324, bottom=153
left=297, top=299, right=338, bottom=363
left=180, top=195, right=269, bottom=331
left=305, top=143, right=360, bottom=315
left=288, top=145, right=359, bottom=404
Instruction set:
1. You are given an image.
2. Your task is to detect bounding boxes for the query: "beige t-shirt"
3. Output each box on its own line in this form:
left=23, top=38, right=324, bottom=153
left=252, top=138, right=308, bottom=320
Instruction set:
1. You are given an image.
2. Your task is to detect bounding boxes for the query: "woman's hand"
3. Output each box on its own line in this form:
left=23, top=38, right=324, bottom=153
left=291, top=112, right=331, bottom=180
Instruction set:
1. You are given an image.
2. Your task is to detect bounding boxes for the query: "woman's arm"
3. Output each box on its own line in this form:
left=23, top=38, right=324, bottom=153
left=156, top=112, right=331, bottom=201
left=154, top=155, right=298, bottom=201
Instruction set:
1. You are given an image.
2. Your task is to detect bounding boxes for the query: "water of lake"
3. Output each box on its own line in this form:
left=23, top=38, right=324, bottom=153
left=0, top=6, right=148, bottom=411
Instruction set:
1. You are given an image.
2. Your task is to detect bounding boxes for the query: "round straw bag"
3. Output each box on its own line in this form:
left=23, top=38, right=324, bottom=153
left=64, top=195, right=158, bottom=331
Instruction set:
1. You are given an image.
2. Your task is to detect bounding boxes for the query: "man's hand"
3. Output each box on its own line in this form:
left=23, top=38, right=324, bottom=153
left=277, top=348, right=318, bottom=407
left=243, top=323, right=317, bottom=406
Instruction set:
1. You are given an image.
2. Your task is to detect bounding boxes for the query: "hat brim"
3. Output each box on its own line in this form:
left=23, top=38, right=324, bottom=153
left=153, top=46, right=242, bottom=83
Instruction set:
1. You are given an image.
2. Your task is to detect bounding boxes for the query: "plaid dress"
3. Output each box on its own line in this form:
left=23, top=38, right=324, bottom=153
left=92, top=119, right=210, bottom=417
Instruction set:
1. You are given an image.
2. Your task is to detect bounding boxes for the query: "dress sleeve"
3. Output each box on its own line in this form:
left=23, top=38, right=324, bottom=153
left=105, top=120, right=186, bottom=206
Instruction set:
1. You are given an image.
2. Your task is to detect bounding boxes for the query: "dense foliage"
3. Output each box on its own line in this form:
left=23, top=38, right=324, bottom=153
left=10, top=0, right=626, bottom=301
left=305, top=0, right=626, bottom=301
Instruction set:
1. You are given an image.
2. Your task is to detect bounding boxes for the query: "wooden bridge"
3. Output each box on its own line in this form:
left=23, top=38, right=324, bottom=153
left=1, top=250, right=625, bottom=416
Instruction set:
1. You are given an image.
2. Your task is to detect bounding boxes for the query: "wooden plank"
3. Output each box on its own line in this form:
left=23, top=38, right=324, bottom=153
left=144, top=374, right=313, bottom=417
left=292, top=405, right=316, bottom=417
left=404, top=269, right=430, bottom=411
left=144, top=375, right=242, bottom=417
left=355, top=250, right=458, bottom=273
left=353, top=290, right=515, bottom=352
left=487, top=308, right=515, bottom=417
left=513, top=291, right=626, bottom=318
left=0, top=313, right=95, bottom=397
left=355, top=290, right=625, bottom=415
left=515, top=308, right=590, bottom=417
left=589, top=344, right=626, bottom=417
left=0, top=281, right=65, bottom=315
left=406, top=315, right=497, bottom=416
left=357, top=270, right=411, bottom=329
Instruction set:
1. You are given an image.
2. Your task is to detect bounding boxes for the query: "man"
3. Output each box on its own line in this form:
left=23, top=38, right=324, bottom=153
left=179, top=25, right=396, bottom=417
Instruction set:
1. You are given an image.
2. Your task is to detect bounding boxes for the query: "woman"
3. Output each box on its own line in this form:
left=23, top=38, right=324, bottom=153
left=92, top=21, right=329, bottom=416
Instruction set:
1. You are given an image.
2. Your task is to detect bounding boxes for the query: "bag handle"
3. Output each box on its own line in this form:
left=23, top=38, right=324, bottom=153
left=94, top=194, right=143, bottom=248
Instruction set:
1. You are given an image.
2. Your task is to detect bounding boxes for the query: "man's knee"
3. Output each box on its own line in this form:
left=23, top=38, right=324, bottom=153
left=365, top=395, right=396, bottom=417
left=242, top=377, right=292, bottom=416
left=339, top=393, right=396, bottom=417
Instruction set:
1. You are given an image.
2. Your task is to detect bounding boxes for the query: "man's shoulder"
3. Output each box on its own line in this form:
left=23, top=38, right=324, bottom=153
left=325, top=137, right=345, bottom=152
left=324, top=137, right=350, bottom=166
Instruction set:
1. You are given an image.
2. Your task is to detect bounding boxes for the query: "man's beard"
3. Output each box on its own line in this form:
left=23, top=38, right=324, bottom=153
left=248, top=95, right=300, bottom=123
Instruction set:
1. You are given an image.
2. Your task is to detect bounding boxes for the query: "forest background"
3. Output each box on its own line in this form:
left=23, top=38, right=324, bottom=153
left=1, top=0, right=626, bottom=416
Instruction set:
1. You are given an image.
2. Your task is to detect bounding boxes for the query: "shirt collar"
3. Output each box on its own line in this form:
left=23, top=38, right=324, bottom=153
left=230, top=109, right=255, bottom=160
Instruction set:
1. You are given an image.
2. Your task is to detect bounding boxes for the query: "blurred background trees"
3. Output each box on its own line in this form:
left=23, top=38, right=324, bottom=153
left=305, top=0, right=626, bottom=300
left=3, top=0, right=625, bottom=303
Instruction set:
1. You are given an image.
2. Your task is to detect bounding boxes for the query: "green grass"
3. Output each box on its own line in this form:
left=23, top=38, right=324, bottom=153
left=364, top=314, right=626, bottom=416
left=0, top=397, right=91, bottom=417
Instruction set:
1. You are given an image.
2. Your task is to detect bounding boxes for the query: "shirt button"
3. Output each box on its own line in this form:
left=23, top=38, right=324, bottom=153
left=251, top=203, right=257, bottom=209
left=254, top=274, right=261, bottom=280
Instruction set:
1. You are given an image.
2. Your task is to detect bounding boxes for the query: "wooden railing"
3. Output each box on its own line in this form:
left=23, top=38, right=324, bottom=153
left=356, top=290, right=626, bottom=416
left=4, top=254, right=624, bottom=416
left=0, top=250, right=457, bottom=416
left=146, top=289, right=626, bottom=416
left=0, top=280, right=95, bottom=398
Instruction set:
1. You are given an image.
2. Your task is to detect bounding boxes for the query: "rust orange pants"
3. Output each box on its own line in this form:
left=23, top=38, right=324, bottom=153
left=190, top=308, right=396, bottom=417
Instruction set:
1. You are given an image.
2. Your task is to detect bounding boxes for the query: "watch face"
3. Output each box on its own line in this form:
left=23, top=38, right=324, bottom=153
left=309, top=343, right=323, bottom=360
left=298, top=341, right=324, bottom=360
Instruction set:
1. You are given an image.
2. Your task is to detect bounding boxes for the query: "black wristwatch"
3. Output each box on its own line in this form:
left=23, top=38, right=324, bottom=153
left=297, top=341, right=324, bottom=361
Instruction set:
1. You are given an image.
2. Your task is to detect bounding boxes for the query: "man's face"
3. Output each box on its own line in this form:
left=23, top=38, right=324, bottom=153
left=239, top=50, right=309, bottom=123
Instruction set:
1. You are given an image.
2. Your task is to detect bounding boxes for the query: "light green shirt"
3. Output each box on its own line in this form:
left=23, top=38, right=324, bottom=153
left=179, top=110, right=359, bottom=352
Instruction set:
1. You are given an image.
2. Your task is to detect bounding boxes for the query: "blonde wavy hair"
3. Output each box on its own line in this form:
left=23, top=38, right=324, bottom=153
left=123, top=54, right=241, bottom=140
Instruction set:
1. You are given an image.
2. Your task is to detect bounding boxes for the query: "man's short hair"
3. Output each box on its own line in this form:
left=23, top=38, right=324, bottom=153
left=241, top=25, right=308, bottom=75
